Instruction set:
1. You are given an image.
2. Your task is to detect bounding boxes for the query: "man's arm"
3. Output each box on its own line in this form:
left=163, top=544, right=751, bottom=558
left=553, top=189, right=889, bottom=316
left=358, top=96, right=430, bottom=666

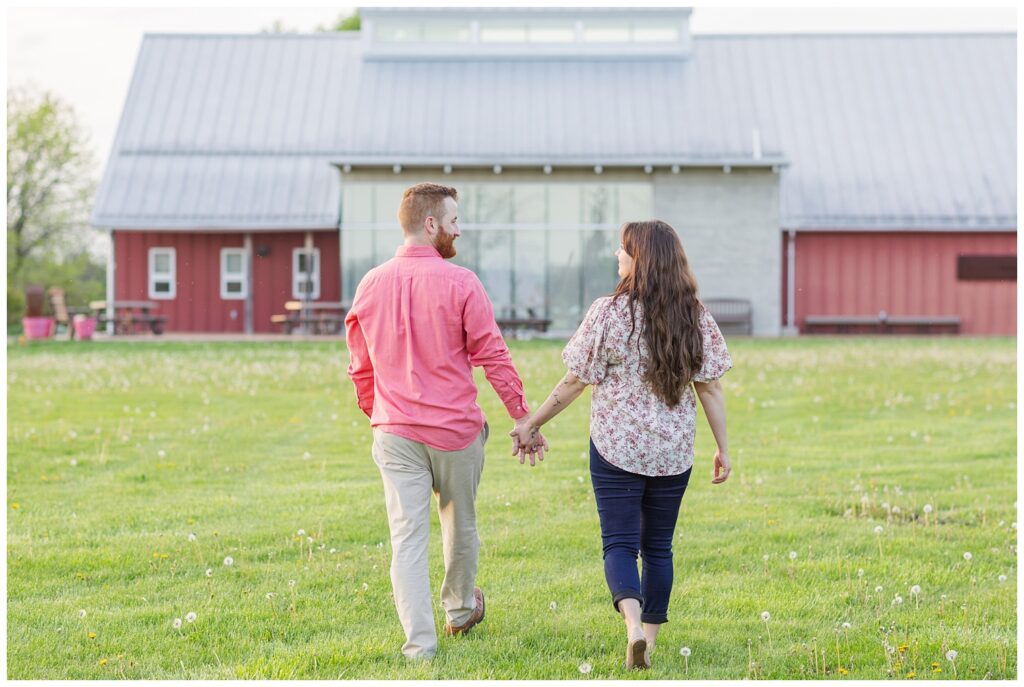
left=344, top=306, right=375, bottom=419
left=461, top=276, right=530, bottom=421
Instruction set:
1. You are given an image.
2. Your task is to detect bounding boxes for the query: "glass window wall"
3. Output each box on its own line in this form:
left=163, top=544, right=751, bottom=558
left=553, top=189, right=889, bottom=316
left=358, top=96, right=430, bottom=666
left=341, top=181, right=651, bottom=331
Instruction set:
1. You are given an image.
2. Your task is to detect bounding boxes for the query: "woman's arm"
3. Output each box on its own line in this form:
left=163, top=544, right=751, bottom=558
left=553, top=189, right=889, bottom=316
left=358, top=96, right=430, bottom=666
left=510, top=371, right=588, bottom=464
left=693, top=378, right=732, bottom=484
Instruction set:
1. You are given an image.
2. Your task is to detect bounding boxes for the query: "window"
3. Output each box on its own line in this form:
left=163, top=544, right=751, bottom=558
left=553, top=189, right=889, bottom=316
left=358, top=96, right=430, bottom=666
left=527, top=22, right=575, bottom=43
left=957, top=255, right=1016, bottom=281
left=220, top=248, right=248, bottom=300
left=632, top=22, right=680, bottom=43
left=583, top=21, right=630, bottom=43
left=480, top=22, right=527, bottom=43
left=293, top=247, right=321, bottom=299
left=148, top=247, right=176, bottom=299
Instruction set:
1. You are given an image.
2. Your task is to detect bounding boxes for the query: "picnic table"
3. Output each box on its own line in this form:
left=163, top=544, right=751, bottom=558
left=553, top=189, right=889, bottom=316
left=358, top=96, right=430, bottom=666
left=271, top=301, right=349, bottom=335
left=495, top=305, right=552, bottom=339
left=89, top=300, right=168, bottom=335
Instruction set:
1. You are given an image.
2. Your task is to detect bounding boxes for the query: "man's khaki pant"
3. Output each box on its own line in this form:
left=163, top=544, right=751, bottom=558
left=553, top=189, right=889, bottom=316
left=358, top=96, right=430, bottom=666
left=372, top=423, right=488, bottom=659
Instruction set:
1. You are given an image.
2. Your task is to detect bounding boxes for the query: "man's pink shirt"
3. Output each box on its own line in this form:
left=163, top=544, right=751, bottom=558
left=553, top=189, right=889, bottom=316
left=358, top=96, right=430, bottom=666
left=345, top=244, right=530, bottom=451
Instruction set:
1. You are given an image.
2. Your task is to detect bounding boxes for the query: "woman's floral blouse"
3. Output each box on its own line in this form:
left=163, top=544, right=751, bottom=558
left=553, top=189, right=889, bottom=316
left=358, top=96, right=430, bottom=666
left=562, top=296, right=732, bottom=476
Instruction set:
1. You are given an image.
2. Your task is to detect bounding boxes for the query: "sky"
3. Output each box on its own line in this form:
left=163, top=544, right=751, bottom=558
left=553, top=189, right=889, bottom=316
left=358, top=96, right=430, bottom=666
left=6, top=2, right=1018, bottom=178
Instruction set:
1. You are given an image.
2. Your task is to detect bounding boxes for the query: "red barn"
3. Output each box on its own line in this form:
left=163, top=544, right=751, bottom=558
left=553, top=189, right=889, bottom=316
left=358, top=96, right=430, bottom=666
left=90, top=11, right=1015, bottom=336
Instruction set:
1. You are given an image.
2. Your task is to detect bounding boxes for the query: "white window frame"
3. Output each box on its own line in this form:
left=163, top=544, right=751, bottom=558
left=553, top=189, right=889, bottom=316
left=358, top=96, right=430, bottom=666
left=292, top=247, right=321, bottom=300
left=220, top=248, right=248, bottom=300
left=148, top=247, right=176, bottom=300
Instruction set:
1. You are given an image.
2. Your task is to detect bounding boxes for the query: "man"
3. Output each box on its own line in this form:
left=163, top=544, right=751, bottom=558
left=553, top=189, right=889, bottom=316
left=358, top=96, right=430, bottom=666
left=345, top=182, right=548, bottom=660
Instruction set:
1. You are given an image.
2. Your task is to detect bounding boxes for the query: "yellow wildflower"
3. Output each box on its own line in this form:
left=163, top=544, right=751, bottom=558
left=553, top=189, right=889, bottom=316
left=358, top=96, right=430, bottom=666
left=88, top=632, right=96, bottom=639
left=99, top=658, right=108, bottom=666
left=838, top=667, right=849, bottom=675
left=11, top=503, right=19, bottom=510
left=906, top=671, right=916, bottom=679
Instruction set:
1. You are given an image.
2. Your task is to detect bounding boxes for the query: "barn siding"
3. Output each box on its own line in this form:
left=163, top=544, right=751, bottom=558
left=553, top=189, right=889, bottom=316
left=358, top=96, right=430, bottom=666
left=794, top=231, right=1016, bottom=335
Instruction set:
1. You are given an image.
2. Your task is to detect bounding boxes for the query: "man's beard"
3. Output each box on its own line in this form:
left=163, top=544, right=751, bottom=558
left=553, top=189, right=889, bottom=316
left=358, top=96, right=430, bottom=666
left=433, top=227, right=457, bottom=259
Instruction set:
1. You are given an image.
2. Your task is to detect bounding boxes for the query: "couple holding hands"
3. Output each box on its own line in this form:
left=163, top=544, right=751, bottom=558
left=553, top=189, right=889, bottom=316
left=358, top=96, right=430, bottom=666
left=345, top=182, right=732, bottom=670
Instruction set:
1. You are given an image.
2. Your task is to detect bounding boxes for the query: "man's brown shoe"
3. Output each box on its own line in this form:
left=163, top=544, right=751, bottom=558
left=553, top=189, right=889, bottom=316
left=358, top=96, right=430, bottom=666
left=444, top=587, right=485, bottom=636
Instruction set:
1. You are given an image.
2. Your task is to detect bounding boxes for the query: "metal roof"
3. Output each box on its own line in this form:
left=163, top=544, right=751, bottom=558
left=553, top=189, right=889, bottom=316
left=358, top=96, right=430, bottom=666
left=91, top=31, right=1015, bottom=231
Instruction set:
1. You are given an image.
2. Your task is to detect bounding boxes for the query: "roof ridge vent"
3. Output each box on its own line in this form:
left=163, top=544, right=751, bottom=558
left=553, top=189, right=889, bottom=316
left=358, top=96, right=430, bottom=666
left=360, top=6, right=693, bottom=61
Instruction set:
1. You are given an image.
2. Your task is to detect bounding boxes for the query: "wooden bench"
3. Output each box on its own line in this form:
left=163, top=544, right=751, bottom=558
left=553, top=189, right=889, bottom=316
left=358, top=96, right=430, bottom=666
left=495, top=306, right=552, bottom=339
left=803, top=313, right=960, bottom=335
left=703, top=298, right=752, bottom=336
left=90, top=300, right=168, bottom=335
left=272, top=301, right=348, bottom=335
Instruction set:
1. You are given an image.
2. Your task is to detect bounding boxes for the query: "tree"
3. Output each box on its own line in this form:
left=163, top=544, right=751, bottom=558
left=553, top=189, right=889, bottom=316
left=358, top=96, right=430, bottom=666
left=7, top=86, right=97, bottom=282
left=333, top=11, right=360, bottom=31
left=314, top=10, right=360, bottom=32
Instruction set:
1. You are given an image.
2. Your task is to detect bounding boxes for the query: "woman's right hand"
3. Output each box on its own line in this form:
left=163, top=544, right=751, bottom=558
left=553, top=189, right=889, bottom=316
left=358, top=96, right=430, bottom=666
left=711, top=448, right=731, bottom=484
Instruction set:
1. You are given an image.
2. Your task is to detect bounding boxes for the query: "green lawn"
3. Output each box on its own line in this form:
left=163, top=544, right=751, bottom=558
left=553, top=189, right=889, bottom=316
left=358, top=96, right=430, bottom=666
left=6, top=337, right=1017, bottom=679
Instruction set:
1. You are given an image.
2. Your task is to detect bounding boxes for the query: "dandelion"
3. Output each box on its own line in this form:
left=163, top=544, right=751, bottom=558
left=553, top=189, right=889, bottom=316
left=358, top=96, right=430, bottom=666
left=88, top=632, right=97, bottom=639
left=205, top=568, right=213, bottom=577
left=223, top=556, right=234, bottom=566
left=187, top=533, right=197, bottom=542
left=892, top=595, right=903, bottom=606
left=923, top=504, right=932, bottom=513
left=303, top=452, right=311, bottom=460
left=288, top=579, right=297, bottom=588
left=265, top=592, right=276, bottom=599
left=841, top=622, right=851, bottom=630
left=308, top=536, right=315, bottom=544
left=297, top=529, right=306, bottom=537
left=550, top=601, right=558, bottom=611
left=892, top=505, right=901, bottom=515
left=99, top=658, right=108, bottom=666
left=78, top=609, right=87, bottom=618
left=70, top=459, right=78, bottom=467
left=874, top=525, right=884, bottom=534
left=158, top=450, right=166, bottom=458
left=680, top=646, right=692, bottom=657
left=998, top=574, right=1007, bottom=583
left=680, top=646, right=691, bottom=672
left=857, top=569, right=864, bottom=578
left=361, top=582, right=369, bottom=591
left=172, top=618, right=182, bottom=629
left=760, top=611, right=772, bottom=650
left=963, top=552, right=972, bottom=562
left=946, top=649, right=958, bottom=678
left=329, top=548, right=337, bottom=554
left=578, top=662, right=592, bottom=674
left=763, top=554, right=770, bottom=561
left=789, top=551, right=797, bottom=560
left=185, top=611, right=196, bottom=623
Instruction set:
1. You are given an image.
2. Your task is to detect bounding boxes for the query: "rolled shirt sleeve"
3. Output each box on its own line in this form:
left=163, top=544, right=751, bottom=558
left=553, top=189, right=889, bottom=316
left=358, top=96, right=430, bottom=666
left=344, top=293, right=375, bottom=418
left=461, top=274, right=530, bottom=419
left=692, top=306, right=733, bottom=383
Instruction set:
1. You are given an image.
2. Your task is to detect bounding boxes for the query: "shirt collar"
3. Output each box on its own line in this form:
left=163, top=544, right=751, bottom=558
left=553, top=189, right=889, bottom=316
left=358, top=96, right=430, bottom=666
left=395, top=244, right=443, bottom=259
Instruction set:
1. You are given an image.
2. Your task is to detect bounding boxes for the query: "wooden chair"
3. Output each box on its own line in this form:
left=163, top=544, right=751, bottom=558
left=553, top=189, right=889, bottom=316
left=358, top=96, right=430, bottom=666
left=48, top=287, right=73, bottom=340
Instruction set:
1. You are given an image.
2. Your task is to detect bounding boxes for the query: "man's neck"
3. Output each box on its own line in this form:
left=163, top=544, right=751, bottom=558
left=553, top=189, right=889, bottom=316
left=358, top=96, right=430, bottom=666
left=404, top=234, right=432, bottom=248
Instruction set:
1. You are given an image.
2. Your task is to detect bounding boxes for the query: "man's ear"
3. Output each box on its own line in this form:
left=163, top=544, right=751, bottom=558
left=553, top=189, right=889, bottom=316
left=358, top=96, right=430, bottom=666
left=423, top=216, right=436, bottom=236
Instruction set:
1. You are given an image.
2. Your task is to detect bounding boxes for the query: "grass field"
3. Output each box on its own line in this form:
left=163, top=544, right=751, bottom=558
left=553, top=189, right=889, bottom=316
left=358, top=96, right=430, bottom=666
left=5, top=337, right=1017, bottom=679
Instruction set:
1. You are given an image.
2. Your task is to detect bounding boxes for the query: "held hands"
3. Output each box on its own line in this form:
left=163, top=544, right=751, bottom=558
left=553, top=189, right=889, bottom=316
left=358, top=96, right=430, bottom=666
left=711, top=448, right=732, bottom=484
left=510, top=415, right=549, bottom=467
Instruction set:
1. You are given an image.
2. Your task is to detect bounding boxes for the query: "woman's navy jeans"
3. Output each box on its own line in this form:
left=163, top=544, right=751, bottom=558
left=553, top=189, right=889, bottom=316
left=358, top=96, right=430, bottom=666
left=589, top=438, right=692, bottom=624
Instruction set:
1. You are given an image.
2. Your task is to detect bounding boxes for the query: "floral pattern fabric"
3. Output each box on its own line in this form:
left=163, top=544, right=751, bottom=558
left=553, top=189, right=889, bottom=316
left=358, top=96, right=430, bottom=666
left=561, top=296, right=732, bottom=476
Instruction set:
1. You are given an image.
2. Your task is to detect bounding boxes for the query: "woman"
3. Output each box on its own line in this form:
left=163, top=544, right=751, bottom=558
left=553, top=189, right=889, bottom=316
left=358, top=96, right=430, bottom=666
left=512, top=220, right=732, bottom=670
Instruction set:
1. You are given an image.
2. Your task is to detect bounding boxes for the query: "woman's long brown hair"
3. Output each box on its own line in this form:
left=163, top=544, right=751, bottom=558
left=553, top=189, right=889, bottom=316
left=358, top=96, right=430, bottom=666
left=612, top=220, right=703, bottom=407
